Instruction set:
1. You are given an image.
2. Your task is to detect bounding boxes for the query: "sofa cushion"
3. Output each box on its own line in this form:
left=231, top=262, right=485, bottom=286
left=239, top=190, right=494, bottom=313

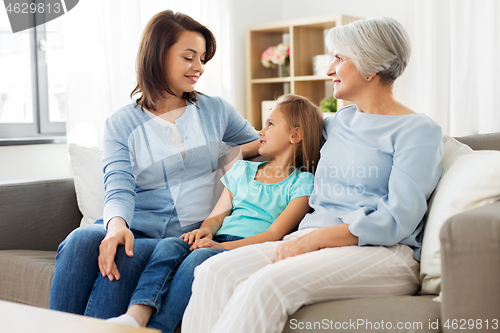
left=0, top=250, right=56, bottom=308
left=0, top=178, right=82, bottom=251
left=68, top=143, right=105, bottom=226
left=455, top=132, right=500, bottom=151
left=283, top=296, right=440, bottom=333
left=420, top=136, right=500, bottom=295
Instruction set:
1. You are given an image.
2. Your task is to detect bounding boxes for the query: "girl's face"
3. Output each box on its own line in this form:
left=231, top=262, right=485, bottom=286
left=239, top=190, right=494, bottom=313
left=258, top=107, right=293, bottom=158
left=327, top=53, right=365, bottom=101
left=165, top=31, right=206, bottom=97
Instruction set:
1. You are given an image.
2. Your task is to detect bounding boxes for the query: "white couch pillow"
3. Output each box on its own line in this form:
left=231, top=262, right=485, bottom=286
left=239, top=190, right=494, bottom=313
left=68, top=143, right=105, bottom=226
left=420, top=136, right=500, bottom=295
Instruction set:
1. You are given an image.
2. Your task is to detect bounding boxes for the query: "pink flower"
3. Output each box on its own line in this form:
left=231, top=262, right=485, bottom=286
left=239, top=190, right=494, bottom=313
left=261, top=46, right=275, bottom=61
left=261, top=43, right=290, bottom=68
left=271, top=52, right=285, bottom=65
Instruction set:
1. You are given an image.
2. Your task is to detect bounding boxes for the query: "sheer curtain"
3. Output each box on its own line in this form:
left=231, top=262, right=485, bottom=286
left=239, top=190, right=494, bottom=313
left=64, top=0, right=232, bottom=149
left=63, top=0, right=141, bottom=148
left=404, top=0, right=500, bottom=136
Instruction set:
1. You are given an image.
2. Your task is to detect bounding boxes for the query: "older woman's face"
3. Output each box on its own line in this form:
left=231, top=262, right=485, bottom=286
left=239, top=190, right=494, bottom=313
left=327, top=54, right=365, bottom=101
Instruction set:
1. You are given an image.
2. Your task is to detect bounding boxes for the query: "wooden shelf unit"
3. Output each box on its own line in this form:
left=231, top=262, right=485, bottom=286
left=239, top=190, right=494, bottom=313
left=246, top=14, right=360, bottom=129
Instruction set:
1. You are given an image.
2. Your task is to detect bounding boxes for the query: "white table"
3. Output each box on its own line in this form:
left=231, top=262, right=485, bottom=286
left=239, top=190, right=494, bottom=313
left=0, top=300, right=161, bottom=333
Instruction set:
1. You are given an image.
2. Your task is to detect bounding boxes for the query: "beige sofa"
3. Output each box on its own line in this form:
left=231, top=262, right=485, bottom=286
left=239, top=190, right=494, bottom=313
left=1, top=133, right=499, bottom=333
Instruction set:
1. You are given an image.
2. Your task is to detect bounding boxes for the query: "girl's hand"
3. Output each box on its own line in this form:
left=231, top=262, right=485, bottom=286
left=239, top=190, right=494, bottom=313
left=180, top=228, right=213, bottom=245
left=273, top=232, right=320, bottom=262
left=98, top=217, right=134, bottom=281
left=190, top=238, right=225, bottom=250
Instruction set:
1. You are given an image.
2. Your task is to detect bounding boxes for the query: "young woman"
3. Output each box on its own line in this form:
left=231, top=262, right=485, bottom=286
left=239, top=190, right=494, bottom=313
left=182, top=17, right=444, bottom=333
left=49, top=10, right=261, bottom=319
left=107, top=93, right=324, bottom=332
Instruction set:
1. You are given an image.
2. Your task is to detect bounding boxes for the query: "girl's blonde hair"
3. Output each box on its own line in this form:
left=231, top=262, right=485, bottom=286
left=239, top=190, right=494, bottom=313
left=275, top=94, right=324, bottom=174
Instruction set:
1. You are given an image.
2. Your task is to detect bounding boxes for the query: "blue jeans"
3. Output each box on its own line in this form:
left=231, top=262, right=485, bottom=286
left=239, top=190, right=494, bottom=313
left=130, top=234, right=242, bottom=333
left=49, top=223, right=166, bottom=317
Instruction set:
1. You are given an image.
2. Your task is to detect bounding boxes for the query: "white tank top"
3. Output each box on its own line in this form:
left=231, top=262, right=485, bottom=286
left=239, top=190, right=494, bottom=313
left=144, top=107, right=187, bottom=159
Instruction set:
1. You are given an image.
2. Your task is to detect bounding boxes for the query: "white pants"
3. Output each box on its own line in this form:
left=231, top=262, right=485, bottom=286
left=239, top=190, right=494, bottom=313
left=182, top=229, right=420, bottom=333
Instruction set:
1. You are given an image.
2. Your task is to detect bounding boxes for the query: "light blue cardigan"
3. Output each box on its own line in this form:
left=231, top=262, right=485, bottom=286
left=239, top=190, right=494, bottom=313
left=299, top=105, right=443, bottom=260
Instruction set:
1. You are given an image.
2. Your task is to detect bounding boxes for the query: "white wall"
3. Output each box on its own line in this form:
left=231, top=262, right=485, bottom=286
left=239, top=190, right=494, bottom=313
left=229, top=0, right=286, bottom=116
left=281, top=0, right=407, bottom=21
left=0, top=144, right=71, bottom=182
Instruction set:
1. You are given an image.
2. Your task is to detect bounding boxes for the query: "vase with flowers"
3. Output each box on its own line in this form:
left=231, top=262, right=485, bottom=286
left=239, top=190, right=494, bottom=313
left=261, top=43, right=290, bottom=77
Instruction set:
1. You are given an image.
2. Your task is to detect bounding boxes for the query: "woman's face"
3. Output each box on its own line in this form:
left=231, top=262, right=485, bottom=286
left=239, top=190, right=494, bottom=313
left=327, top=54, right=365, bottom=101
left=165, top=31, right=206, bottom=96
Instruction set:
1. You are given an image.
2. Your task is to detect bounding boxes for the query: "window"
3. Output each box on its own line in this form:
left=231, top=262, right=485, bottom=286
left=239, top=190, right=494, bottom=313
left=0, top=7, right=66, bottom=142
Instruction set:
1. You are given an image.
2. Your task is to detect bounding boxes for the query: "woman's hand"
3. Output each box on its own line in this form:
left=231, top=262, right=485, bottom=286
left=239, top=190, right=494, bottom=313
left=98, top=217, right=134, bottom=281
left=190, top=238, right=225, bottom=251
left=274, top=225, right=359, bottom=262
left=180, top=228, right=213, bottom=245
left=274, top=232, right=321, bottom=262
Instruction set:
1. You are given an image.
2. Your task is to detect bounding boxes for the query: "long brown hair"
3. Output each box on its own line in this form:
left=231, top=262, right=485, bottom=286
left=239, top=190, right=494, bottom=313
left=130, top=10, right=216, bottom=110
left=275, top=94, right=324, bottom=174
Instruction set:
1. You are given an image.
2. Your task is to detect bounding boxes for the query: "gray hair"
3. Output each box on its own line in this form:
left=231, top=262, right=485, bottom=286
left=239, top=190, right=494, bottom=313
left=326, top=17, right=411, bottom=84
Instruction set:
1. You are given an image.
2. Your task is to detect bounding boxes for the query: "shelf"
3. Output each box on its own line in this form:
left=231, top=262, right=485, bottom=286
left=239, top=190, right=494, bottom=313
left=251, top=76, right=330, bottom=84
left=251, top=77, right=292, bottom=84
left=293, top=75, right=331, bottom=81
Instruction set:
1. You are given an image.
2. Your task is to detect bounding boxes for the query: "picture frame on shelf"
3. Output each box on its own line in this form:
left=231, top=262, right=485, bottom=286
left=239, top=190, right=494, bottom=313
left=313, top=54, right=333, bottom=76
left=261, top=100, right=278, bottom=128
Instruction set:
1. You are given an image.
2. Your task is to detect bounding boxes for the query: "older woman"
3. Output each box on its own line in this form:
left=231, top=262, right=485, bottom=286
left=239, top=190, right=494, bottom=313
left=182, top=17, right=443, bottom=333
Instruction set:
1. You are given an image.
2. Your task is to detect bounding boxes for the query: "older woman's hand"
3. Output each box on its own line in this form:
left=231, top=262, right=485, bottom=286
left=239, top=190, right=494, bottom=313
left=273, top=232, right=321, bottom=262
left=274, top=224, right=359, bottom=262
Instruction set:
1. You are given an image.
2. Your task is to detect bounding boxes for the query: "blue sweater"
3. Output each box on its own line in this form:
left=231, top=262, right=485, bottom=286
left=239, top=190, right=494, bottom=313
left=100, top=94, right=259, bottom=238
left=299, top=105, right=443, bottom=260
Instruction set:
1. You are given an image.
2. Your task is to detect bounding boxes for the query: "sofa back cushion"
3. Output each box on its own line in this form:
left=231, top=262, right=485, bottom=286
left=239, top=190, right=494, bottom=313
left=68, top=143, right=105, bottom=226
left=455, top=132, right=500, bottom=151
left=0, top=178, right=81, bottom=251
left=420, top=135, right=500, bottom=295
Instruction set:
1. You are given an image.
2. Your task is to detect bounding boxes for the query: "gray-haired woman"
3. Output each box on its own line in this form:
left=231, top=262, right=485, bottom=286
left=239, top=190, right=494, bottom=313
left=182, top=17, right=444, bottom=333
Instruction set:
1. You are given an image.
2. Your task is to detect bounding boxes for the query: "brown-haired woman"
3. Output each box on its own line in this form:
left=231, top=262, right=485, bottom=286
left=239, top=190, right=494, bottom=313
left=49, top=10, right=260, bottom=331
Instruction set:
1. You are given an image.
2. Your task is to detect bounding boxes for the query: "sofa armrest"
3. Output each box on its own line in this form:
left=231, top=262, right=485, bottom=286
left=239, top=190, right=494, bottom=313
left=0, top=178, right=82, bottom=251
left=440, top=201, right=500, bottom=331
